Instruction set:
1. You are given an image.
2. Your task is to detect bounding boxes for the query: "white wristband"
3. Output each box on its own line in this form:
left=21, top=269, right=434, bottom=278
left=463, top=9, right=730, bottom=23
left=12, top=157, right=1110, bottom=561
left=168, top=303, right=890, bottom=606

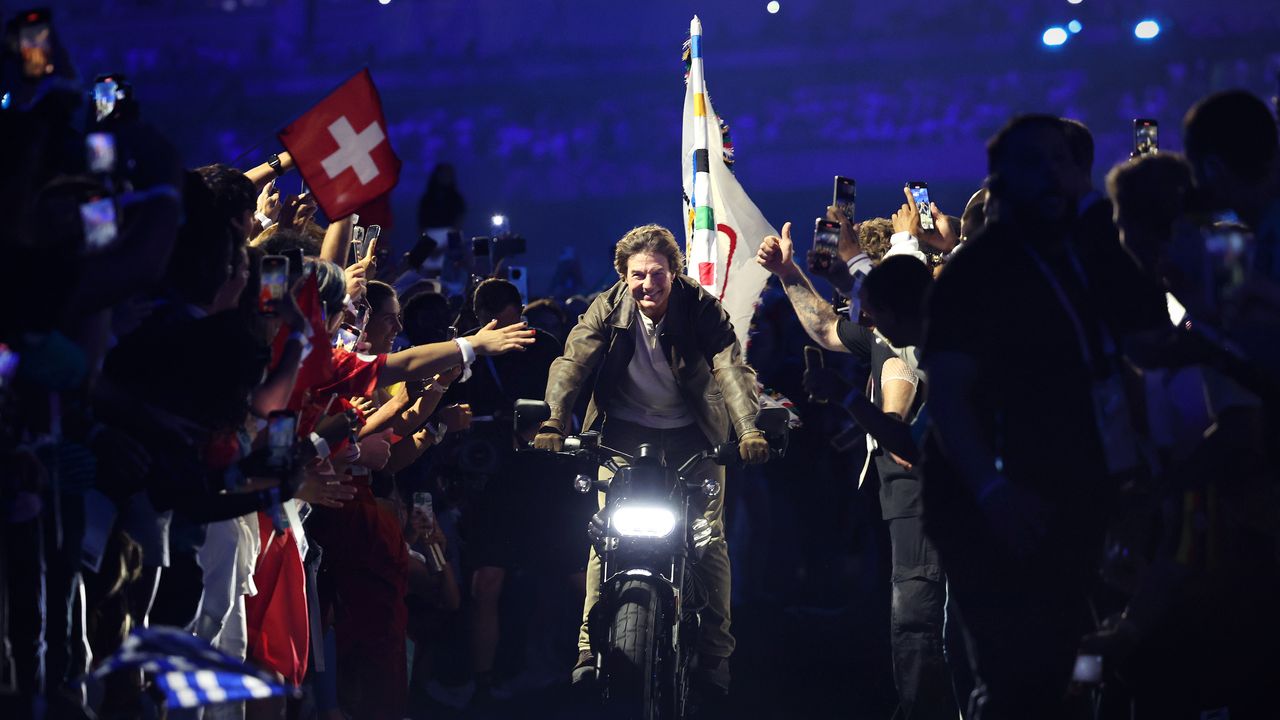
left=255, top=211, right=275, bottom=230
left=453, top=337, right=476, bottom=382
left=309, top=432, right=330, bottom=459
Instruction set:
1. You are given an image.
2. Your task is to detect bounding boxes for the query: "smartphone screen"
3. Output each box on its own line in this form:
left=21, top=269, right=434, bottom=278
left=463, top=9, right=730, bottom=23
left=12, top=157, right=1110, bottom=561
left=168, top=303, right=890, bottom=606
left=364, top=225, right=381, bottom=260
left=814, top=218, right=840, bottom=249
left=86, top=132, right=115, bottom=174
left=908, top=182, right=934, bottom=231
left=350, top=226, right=367, bottom=265
left=93, top=78, right=118, bottom=122
left=80, top=197, right=117, bottom=250
left=267, top=411, right=297, bottom=468
left=833, top=176, right=856, bottom=224
left=259, top=255, right=288, bottom=314
left=18, top=12, right=53, bottom=79
left=1133, top=118, right=1158, bottom=156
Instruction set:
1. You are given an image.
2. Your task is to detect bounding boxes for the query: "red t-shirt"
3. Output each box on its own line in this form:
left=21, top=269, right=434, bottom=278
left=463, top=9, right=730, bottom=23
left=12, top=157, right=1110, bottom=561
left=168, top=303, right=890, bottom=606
left=313, top=347, right=387, bottom=400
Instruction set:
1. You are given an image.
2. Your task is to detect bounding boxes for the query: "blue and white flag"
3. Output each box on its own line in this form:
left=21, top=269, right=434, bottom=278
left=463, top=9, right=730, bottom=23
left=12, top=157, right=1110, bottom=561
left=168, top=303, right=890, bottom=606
left=93, top=627, right=292, bottom=708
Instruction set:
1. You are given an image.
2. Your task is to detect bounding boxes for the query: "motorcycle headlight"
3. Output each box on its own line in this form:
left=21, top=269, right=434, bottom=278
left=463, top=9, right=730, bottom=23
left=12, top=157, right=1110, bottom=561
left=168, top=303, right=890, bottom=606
left=611, top=505, right=677, bottom=538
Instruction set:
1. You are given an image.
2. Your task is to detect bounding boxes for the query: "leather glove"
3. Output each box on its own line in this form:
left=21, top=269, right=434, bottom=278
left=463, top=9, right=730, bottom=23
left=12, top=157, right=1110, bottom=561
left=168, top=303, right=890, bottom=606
left=533, top=425, right=565, bottom=452
left=738, top=430, right=770, bottom=465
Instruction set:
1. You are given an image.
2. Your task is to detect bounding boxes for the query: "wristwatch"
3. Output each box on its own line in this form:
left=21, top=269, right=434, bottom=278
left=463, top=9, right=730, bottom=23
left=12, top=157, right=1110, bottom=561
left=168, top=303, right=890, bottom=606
left=267, top=153, right=283, bottom=176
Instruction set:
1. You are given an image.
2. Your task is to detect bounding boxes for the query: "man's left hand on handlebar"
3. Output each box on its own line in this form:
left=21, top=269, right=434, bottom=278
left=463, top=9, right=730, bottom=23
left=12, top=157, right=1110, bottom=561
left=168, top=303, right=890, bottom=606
left=738, top=430, right=770, bottom=465
left=533, top=421, right=565, bottom=452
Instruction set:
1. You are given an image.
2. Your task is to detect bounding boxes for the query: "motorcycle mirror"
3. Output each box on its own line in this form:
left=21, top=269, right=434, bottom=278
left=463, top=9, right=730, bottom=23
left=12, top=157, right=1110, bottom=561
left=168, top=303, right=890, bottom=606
left=514, top=398, right=551, bottom=433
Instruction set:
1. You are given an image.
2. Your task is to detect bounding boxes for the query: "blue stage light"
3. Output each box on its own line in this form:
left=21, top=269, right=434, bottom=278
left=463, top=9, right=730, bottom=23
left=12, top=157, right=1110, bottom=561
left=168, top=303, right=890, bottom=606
left=1067, top=20, right=1082, bottom=34
left=1134, top=20, right=1160, bottom=40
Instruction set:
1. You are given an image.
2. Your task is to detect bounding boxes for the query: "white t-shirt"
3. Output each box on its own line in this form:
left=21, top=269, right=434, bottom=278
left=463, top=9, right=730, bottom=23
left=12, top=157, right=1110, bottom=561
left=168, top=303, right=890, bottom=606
left=609, top=312, right=695, bottom=429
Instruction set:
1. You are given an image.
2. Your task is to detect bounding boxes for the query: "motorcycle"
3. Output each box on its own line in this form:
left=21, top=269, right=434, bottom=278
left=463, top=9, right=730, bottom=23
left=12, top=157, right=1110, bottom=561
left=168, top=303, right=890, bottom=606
left=515, top=400, right=790, bottom=719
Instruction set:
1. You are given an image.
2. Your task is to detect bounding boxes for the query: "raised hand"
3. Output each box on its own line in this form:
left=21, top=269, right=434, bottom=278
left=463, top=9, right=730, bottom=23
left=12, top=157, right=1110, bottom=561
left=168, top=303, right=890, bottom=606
left=437, top=403, right=473, bottom=432
left=470, top=320, right=536, bottom=356
left=294, top=474, right=356, bottom=508
left=756, top=221, right=796, bottom=276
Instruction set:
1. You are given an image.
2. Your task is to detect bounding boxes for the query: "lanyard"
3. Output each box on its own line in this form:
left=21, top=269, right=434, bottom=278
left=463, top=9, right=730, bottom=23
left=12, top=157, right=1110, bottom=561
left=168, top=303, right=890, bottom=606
left=1021, top=243, right=1117, bottom=374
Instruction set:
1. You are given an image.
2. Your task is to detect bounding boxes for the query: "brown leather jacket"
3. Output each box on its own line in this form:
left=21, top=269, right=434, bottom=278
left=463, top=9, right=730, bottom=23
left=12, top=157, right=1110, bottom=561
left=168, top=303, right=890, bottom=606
left=544, top=274, right=759, bottom=444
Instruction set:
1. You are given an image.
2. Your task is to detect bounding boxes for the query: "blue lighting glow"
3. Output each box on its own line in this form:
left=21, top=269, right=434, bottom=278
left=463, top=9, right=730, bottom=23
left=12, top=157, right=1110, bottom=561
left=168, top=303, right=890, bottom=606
left=1067, top=20, right=1083, bottom=34
left=1134, top=20, right=1160, bottom=40
left=1042, top=26, right=1069, bottom=46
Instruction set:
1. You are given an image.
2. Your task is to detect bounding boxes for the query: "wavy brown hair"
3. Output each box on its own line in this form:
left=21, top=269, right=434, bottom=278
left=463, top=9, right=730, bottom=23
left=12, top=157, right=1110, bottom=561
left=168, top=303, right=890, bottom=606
left=613, top=224, right=685, bottom=277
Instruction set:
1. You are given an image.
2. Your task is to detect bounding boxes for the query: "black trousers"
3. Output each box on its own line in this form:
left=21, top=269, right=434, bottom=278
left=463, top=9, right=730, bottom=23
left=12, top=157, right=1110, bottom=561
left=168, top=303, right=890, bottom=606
left=887, top=515, right=959, bottom=720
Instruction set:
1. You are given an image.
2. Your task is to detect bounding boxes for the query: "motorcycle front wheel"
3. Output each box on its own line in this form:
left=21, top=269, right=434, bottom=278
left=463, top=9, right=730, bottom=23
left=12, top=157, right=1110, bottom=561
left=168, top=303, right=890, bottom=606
left=602, top=578, right=676, bottom=720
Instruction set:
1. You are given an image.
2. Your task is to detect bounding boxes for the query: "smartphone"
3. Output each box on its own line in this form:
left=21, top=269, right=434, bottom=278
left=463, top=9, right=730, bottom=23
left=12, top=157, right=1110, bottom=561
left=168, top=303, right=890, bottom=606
left=85, top=132, right=115, bottom=174
left=508, top=265, right=529, bottom=304
left=833, top=176, right=856, bottom=224
left=259, top=255, right=288, bottom=315
left=803, top=345, right=824, bottom=371
left=1133, top=118, right=1158, bottom=156
left=80, top=197, right=117, bottom=250
left=1201, top=212, right=1254, bottom=318
left=803, top=345, right=826, bottom=405
left=0, top=344, right=19, bottom=391
left=811, top=218, right=841, bottom=275
left=350, top=225, right=367, bottom=265
left=1071, top=654, right=1102, bottom=684
left=266, top=410, right=297, bottom=470
left=364, top=224, right=381, bottom=258
left=17, top=9, right=54, bottom=79
left=907, top=182, right=934, bottom=231
left=92, top=77, right=119, bottom=123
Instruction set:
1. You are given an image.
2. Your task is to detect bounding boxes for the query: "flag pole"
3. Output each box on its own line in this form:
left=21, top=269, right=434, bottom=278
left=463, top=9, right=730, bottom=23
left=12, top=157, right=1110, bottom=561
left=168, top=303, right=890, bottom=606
left=687, top=16, right=718, bottom=291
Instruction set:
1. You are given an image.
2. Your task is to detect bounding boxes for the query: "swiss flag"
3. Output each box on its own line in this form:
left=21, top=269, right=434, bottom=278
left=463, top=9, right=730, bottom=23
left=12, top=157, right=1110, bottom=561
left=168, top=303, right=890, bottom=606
left=279, top=69, right=401, bottom=220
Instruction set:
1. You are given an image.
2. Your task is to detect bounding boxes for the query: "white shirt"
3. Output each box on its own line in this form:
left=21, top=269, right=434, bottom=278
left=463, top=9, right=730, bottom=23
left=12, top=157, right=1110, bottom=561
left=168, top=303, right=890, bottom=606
left=610, top=312, right=695, bottom=429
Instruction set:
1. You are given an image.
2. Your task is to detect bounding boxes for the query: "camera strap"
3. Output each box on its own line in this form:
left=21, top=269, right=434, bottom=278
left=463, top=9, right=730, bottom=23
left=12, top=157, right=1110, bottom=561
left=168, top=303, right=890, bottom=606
left=1022, top=242, right=1141, bottom=475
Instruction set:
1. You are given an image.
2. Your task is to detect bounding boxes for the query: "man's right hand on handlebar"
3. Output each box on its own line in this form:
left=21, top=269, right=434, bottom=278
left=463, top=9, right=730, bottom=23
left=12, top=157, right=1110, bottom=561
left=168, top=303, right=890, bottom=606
left=533, top=421, right=565, bottom=452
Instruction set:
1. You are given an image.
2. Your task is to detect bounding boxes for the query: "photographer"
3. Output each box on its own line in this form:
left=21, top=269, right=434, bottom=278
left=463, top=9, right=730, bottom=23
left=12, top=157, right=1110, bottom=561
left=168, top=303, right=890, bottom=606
left=430, top=278, right=577, bottom=705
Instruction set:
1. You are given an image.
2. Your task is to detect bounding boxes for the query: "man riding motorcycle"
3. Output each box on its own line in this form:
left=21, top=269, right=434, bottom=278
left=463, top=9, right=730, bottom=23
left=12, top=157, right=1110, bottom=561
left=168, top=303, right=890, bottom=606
left=533, top=224, right=769, bottom=696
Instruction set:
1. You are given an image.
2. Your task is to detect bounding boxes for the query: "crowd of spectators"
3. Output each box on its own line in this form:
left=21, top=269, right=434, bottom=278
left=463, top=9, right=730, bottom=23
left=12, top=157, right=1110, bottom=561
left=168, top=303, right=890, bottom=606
left=3, top=6, right=1280, bottom=720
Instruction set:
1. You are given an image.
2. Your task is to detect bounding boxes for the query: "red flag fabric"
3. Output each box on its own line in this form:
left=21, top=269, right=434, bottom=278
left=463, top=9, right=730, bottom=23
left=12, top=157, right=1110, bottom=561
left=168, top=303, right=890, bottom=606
left=278, top=273, right=335, bottom=412
left=353, top=191, right=394, bottom=235
left=245, top=516, right=309, bottom=686
left=279, top=69, right=401, bottom=220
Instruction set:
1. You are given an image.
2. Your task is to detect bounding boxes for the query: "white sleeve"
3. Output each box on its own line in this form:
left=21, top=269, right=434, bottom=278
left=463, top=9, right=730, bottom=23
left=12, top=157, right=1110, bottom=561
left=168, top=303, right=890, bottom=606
left=884, top=232, right=928, bottom=262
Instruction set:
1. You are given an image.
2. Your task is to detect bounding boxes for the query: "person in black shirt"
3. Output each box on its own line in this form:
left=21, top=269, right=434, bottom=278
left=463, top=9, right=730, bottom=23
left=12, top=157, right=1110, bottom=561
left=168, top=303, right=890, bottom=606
left=756, top=236, right=958, bottom=718
left=440, top=278, right=584, bottom=702
left=922, top=114, right=1168, bottom=719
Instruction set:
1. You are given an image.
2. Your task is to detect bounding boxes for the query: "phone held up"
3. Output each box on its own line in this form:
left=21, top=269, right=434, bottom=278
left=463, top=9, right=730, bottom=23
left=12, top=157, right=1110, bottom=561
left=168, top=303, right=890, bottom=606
left=907, top=181, right=934, bottom=231
left=833, top=175, right=856, bottom=224
left=266, top=410, right=297, bottom=473
left=16, top=8, right=54, bottom=80
left=1133, top=118, right=1158, bottom=157
left=259, top=255, right=289, bottom=316
left=811, top=218, right=841, bottom=275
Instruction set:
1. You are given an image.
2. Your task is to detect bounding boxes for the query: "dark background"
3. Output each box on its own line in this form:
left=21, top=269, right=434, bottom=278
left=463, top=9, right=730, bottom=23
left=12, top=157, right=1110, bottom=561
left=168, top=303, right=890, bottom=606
left=29, top=0, right=1280, bottom=296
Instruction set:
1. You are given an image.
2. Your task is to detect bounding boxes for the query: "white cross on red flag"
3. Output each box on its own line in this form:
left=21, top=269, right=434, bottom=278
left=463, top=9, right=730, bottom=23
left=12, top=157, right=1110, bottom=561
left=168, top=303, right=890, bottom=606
left=278, top=69, right=401, bottom=220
